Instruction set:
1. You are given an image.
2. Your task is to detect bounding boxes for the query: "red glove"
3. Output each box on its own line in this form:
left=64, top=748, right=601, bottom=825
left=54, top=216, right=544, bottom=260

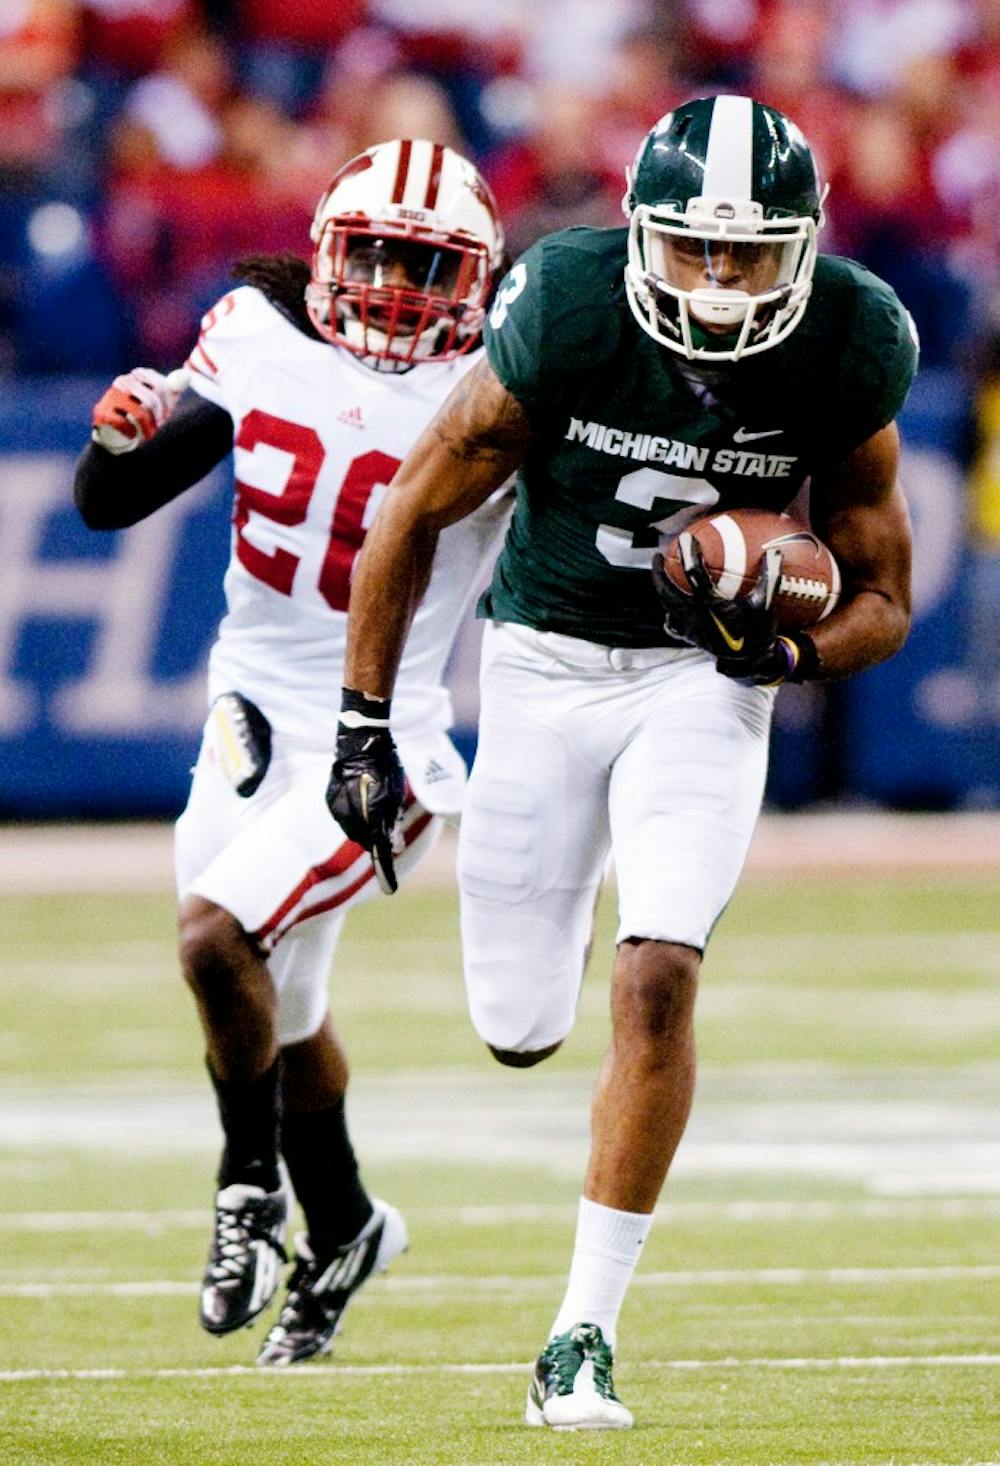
left=91, top=367, right=189, bottom=454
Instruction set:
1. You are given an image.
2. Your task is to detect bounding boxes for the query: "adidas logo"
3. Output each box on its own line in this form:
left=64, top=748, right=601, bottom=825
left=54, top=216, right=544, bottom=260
left=338, top=405, right=364, bottom=428
left=423, top=758, right=449, bottom=784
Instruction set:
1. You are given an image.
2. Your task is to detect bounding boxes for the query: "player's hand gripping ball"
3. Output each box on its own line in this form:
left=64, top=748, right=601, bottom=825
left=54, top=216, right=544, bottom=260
left=651, top=508, right=840, bottom=684
left=660, top=508, right=840, bottom=632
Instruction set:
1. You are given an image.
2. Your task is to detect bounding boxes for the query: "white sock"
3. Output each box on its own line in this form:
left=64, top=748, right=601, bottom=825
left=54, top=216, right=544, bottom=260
left=549, top=1196, right=653, bottom=1349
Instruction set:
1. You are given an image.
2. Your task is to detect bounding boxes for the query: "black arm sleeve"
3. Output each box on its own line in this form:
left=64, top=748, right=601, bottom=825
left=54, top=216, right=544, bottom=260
left=73, top=391, right=235, bottom=530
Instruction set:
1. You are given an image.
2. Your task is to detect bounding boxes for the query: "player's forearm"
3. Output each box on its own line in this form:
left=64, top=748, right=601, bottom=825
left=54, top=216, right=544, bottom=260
left=343, top=509, right=439, bottom=698
left=74, top=394, right=233, bottom=529
left=807, top=587, right=910, bottom=677
left=808, top=425, right=913, bottom=677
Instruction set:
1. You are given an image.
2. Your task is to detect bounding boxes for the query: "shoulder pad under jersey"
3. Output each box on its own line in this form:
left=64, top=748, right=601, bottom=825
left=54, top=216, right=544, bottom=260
left=186, top=286, right=291, bottom=410
left=484, top=227, right=626, bottom=416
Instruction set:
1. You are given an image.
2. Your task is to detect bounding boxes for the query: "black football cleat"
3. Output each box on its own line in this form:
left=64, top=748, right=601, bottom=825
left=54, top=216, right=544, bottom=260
left=199, top=1182, right=288, bottom=1335
left=256, top=1199, right=407, bottom=1366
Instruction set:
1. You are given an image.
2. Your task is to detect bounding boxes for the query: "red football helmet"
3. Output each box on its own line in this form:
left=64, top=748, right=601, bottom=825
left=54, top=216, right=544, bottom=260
left=306, top=138, right=505, bottom=368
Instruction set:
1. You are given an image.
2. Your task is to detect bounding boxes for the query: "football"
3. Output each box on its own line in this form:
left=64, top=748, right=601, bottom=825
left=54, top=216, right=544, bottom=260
left=662, top=507, right=841, bottom=631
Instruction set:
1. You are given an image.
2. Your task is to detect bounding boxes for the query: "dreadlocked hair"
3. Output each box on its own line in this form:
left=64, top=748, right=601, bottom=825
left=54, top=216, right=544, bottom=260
left=231, top=253, right=321, bottom=340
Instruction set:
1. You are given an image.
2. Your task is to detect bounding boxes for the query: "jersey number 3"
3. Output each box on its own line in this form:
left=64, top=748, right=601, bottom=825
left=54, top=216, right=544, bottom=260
left=232, top=410, right=400, bottom=612
left=596, top=468, right=720, bottom=568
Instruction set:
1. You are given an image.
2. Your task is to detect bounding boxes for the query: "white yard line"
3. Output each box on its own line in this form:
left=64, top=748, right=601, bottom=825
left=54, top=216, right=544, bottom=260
left=1, top=1355, right=998, bottom=1383
left=4, top=1265, right=1000, bottom=1297
left=4, top=1078, right=999, bottom=1188
left=3, top=1197, right=1000, bottom=1231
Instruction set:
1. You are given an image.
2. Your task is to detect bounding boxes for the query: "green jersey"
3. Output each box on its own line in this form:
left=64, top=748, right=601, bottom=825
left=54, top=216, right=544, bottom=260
left=480, top=227, right=918, bottom=647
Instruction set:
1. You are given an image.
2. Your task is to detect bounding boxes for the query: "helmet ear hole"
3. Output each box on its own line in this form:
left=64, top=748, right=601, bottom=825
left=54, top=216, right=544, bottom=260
left=308, top=139, right=504, bottom=366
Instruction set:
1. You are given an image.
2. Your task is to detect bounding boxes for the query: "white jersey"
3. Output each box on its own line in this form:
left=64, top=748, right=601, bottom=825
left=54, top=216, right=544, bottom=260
left=187, top=285, right=509, bottom=749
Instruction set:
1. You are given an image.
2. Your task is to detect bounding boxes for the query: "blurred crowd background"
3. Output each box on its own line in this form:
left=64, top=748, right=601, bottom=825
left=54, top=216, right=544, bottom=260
left=1, top=0, right=999, bottom=814
left=1, top=0, right=996, bottom=378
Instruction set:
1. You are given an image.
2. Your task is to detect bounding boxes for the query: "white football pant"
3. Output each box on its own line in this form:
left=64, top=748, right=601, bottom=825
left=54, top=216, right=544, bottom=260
left=458, top=621, right=774, bottom=1054
left=175, top=725, right=465, bottom=1044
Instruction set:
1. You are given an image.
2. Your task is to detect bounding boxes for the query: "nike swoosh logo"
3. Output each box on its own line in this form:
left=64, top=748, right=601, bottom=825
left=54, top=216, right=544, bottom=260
left=733, top=426, right=783, bottom=443
left=708, top=610, right=744, bottom=652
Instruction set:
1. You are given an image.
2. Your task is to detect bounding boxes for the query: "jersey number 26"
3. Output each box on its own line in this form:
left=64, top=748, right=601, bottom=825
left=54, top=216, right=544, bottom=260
left=232, top=409, right=400, bottom=612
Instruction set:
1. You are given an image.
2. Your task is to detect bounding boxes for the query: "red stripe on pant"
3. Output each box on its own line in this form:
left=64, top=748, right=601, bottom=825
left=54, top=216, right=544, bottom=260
left=253, top=800, right=430, bottom=944
left=289, top=810, right=434, bottom=929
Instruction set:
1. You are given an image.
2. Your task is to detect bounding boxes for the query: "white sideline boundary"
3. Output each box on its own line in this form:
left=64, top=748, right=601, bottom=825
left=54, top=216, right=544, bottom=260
left=2, top=1354, right=999, bottom=1384
left=1, top=811, right=999, bottom=892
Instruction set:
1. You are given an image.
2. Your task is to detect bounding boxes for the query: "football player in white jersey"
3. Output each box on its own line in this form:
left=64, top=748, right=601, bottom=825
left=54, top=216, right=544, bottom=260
left=74, top=139, right=509, bottom=1366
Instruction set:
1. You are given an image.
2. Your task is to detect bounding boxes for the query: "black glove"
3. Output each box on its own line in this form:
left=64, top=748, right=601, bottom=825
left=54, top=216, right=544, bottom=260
left=652, top=537, right=808, bottom=686
left=326, top=690, right=405, bottom=894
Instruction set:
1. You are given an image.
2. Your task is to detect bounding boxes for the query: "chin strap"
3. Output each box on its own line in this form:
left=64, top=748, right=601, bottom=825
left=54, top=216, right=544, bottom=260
left=356, top=352, right=416, bottom=375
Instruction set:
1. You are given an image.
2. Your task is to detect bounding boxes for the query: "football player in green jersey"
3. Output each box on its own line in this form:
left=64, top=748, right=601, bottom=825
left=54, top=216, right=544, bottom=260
left=327, top=95, right=918, bottom=1429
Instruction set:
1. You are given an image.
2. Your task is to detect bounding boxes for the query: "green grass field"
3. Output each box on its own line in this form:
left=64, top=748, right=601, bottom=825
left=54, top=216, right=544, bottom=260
left=2, top=860, right=999, bottom=1465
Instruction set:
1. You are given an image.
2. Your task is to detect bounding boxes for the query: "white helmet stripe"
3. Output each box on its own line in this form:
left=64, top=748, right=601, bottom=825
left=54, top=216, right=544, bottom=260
left=401, top=138, right=424, bottom=208
left=397, top=138, right=434, bottom=210
left=702, top=95, right=754, bottom=200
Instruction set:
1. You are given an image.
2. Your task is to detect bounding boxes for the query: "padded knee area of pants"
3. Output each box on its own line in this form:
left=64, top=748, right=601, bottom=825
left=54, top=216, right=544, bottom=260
left=609, top=696, right=770, bottom=950
left=462, top=908, right=580, bottom=1054
left=270, top=918, right=341, bottom=1047
left=458, top=775, right=551, bottom=902
left=275, top=995, right=327, bottom=1049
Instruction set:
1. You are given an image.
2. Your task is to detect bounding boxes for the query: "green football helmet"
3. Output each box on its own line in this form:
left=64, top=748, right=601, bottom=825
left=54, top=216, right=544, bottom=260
left=623, top=95, right=826, bottom=361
